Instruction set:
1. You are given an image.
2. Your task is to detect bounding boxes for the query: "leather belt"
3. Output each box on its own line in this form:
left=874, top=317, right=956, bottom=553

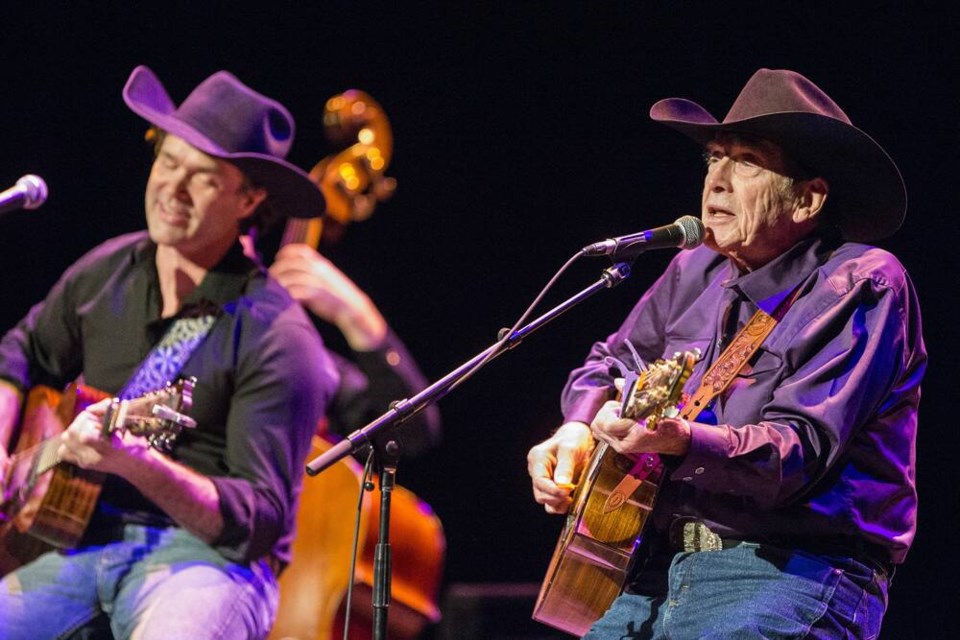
left=666, top=518, right=895, bottom=581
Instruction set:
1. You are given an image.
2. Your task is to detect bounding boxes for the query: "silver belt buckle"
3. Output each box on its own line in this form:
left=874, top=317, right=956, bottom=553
left=681, top=520, right=724, bottom=552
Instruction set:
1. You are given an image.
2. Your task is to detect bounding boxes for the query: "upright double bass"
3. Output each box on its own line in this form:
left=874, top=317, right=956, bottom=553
left=269, top=91, right=445, bottom=640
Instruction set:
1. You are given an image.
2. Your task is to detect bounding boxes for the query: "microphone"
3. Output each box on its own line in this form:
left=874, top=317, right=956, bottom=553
left=582, top=215, right=704, bottom=259
left=0, top=175, right=48, bottom=217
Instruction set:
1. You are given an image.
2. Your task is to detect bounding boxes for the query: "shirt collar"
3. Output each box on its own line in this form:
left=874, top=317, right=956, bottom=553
left=720, top=235, right=838, bottom=315
left=132, top=235, right=261, bottom=314
left=192, top=241, right=262, bottom=307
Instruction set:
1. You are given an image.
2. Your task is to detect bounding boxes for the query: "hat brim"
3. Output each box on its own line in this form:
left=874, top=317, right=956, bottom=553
left=123, top=66, right=324, bottom=219
left=650, top=98, right=906, bottom=243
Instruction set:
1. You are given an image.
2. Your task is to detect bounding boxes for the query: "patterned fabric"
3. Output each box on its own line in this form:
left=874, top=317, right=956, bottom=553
left=120, top=315, right=217, bottom=400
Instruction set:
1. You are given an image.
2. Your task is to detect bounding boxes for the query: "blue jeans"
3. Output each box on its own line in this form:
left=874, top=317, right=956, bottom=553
left=583, top=543, right=889, bottom=639
left=0, top=525, right=278, bottom=640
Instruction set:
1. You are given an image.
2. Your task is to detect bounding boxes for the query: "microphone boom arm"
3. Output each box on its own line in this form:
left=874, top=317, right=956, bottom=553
left=305, top=261, right=633, bottom=476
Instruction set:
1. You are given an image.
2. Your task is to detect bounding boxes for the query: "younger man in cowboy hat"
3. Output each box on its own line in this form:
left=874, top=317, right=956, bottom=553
left=528, top=69, right=925, bottom=638
left=0, top=66, right=339, bottom=639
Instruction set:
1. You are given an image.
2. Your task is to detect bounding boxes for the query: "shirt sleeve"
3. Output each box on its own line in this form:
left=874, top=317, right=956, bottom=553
left=671, top=264, right=924, bottom=508
left=326, top=327, right=441, bottom=457
left=0, top=261, right=86, bottom=393
left=561, top=258, right=680, bottom=424
left=209, top=307, right=339, bottom=564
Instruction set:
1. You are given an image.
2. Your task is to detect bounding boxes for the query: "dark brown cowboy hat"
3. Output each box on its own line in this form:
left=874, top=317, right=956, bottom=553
left=123, top=65, right=324, bottom=219
left=650, top=68, right=906, bottom=242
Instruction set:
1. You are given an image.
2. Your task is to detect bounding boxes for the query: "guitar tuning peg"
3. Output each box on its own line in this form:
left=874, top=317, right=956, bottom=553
left=148, top=432, right=180, bottom=453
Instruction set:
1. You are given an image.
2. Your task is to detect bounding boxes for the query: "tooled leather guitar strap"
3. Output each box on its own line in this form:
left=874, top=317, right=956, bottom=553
left=606, top=283, right=804, bottom=507
left=680, top=283, right=804, bottom=422
left=679, top=308, right=776, bottom=422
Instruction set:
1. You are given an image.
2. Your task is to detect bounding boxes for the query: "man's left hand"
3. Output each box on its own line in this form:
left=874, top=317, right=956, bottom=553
left=590, top=399, right=693, bottom=457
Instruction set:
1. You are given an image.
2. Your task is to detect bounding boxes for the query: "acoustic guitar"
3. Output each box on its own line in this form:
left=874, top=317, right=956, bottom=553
left=0, top=379, right=195, bottom=575
left=533, top=350, right=698, bottom=637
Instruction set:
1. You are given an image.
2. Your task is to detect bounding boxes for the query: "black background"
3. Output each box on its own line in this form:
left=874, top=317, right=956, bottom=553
left=2, top=3, right=958, bottom=637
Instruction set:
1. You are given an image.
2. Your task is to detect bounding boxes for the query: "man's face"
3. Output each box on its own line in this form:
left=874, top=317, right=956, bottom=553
left=700, top=135, right=814, bottom=271
left=145, top=134, right=264, bottom=263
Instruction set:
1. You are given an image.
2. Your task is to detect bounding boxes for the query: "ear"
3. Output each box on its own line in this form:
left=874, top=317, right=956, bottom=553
left=237, top=187, right=268, bottom=221
left=793, top=177, right=829, bottom=223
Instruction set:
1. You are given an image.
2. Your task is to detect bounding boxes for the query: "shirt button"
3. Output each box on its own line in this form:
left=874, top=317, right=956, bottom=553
left=682, top=476, right=693, bottom=482
left=694, top=467, right=705, bottom=475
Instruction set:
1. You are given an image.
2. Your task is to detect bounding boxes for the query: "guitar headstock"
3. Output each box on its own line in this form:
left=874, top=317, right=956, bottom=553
left=620, top=350, right=699, bottom=428
left=102, top=377, right=197, bottom=451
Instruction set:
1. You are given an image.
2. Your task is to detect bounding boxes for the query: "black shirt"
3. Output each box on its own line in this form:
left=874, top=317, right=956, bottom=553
left=0, top=231, right=339, bottom=565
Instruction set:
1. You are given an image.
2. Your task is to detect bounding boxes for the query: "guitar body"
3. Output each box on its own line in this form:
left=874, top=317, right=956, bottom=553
left=0, top=384, right=108, bottom=575
left=533, top=445, right=662, bottom=637
left=533, top=350, right=698, bottom=636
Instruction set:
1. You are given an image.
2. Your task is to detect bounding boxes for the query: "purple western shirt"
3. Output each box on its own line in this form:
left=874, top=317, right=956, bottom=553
left=561, top=236, right=926, bottom=564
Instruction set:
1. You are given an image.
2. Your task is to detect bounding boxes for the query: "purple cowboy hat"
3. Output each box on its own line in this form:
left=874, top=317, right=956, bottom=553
left=650, top=69, right=906, bottom=242
left=123, top=65, right=324, bottom=219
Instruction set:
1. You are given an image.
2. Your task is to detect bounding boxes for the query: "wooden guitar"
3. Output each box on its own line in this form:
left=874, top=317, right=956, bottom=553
left=533, top=350, right=698, bottom=637
left=0, top=379, right=195, bottom=575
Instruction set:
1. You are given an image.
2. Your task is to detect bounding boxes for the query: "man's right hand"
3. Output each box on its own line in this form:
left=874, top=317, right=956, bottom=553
left=527, top=421, right=595, bottom=515
left=268, top=243, right=388, bottom=351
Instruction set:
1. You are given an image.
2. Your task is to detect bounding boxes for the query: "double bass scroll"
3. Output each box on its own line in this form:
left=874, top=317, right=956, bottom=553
left=283, top=90, right=397, bottom=249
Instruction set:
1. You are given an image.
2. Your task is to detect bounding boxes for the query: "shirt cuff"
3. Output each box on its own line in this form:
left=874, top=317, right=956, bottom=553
left=670, top=422, right=733, bottom=486
left=209, top=475, right=257, bottom=563
left=352, top=328, right=410, bottom=370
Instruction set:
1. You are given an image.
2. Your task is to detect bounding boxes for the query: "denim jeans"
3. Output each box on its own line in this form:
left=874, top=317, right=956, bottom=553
left=0, top=524, right=278, bottom=640
left=582, top=542, right=889, bottom=639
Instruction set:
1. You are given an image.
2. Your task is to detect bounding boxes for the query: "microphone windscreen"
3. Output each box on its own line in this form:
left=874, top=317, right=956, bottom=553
left=674, top=215, right=704, bottom=249
left=18, top=174, right=48, bottom=209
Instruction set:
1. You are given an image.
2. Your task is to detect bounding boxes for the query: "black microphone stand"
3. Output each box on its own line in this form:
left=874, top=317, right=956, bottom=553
left=370, top=436, right=400, bottom=640
left=305, top=260, right=632, bottom=639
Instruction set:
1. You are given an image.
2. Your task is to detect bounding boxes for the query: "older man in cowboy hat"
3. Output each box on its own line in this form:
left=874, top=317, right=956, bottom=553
left=0, top=66, right=339, bottom=639
left=528, top=69, right=925, bottom=638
